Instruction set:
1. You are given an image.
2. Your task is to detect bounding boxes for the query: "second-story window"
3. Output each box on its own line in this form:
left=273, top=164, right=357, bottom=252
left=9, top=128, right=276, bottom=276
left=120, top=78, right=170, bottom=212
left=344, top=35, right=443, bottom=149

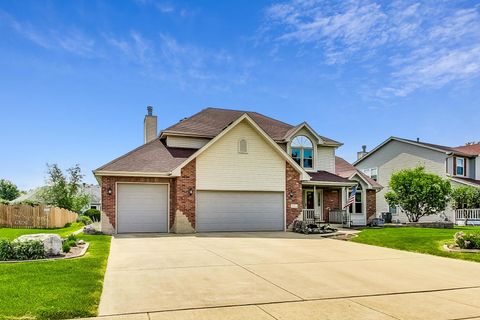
left=362, top=168, right=378, bottom=181
left=291, top=135, right=313, bottom=169
left=456, top=157, right=465, bottom=176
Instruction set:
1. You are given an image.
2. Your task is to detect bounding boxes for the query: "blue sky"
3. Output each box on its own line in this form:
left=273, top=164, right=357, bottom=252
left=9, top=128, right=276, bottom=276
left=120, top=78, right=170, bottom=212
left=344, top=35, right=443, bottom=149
left=1, top=0, right=479, bottom=190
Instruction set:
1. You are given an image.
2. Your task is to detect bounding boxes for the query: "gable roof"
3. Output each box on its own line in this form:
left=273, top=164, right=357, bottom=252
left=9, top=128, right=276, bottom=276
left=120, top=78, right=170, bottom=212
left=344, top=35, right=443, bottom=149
left=161, top=107, right=341, bottom=145
left=94, top=139, right=197, bottom=176
left=354, top=136, right=476, bottom=165
left=336, top=156, right=382, bottom=190
left=171, top=113, right=310, bottom=180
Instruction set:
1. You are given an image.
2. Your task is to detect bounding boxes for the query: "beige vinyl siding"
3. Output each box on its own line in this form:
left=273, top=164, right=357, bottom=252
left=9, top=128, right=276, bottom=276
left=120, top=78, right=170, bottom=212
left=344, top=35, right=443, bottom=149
left=316, top=147, right=335, bottom=173
left=166, top=136, right=210, bottom=149
left=196, top=120, right=286, bottom=191
left=356, top=140, right=452, bottom=222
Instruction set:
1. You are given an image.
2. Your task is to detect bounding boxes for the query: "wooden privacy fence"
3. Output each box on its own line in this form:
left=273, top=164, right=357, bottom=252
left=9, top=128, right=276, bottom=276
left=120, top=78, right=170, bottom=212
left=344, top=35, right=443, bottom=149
left=0, top=204, right=78, bottom=228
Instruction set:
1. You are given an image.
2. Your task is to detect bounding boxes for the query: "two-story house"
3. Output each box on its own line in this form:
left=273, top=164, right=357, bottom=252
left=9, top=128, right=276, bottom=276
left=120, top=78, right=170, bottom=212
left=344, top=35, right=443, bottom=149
left=94, top=107, right=378, bottom=234
left=354, top=137, right=480, bottom=223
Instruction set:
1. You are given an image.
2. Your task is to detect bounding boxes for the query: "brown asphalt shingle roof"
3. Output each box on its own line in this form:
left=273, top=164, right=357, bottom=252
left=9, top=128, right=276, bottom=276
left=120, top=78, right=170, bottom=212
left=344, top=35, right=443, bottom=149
left=162, top=107, right=341, bottom=144
left=453, top=143, right=480, bottom=156
left=336, top=156, right=383, bottom=189
left=308, top=170, right=353, bottom=183
left=95, top=139, right=196, bottom=173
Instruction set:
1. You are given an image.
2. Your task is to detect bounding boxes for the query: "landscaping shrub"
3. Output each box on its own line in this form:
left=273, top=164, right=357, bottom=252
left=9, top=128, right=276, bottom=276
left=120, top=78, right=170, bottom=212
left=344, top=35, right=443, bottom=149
left=67, top=239, right=77, bottom=248
left=67, top=234, right=77, bottom=242
left=83, top=209, right=101, bottom=222
left=11, top=240, right=46, bottom=260
left=454, top=232, right=480, bottom=249
left=0, top=238, right=13, bottom=261
left=64, top=222, right=72, bottom=228
left=0, top=199, right=9, bottom=205
left=77, top=215, right=93, bottom=225
left=15, top=200, right=42, bottom=206
left=62, top=242, right=71, bottom=253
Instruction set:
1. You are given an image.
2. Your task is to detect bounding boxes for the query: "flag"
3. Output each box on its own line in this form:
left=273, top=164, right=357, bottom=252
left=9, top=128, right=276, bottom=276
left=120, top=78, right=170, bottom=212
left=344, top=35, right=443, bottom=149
left=343, top=185, right=357, bottom=209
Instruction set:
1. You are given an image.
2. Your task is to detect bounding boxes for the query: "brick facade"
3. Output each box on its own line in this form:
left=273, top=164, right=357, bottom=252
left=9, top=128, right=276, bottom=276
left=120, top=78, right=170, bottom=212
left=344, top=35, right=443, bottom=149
left=366, top=189, right=376, bottom=221
left=286, top=162, right=303, bottom=228
left=171, top=159, right=196, bottom=230
left=323, top=188, right=341, bottom=221
left=100, top=176, right=173, bottom=232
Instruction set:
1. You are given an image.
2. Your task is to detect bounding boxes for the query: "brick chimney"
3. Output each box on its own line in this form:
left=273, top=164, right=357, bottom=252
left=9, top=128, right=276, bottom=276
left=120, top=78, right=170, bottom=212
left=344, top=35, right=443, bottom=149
left=357, top=145, right=368, bottom=160
left=144, top=106, right=157, bottom=144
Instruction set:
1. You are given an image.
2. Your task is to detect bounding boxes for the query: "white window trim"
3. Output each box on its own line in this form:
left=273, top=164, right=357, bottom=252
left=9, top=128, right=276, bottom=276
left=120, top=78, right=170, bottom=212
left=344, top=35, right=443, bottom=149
left=290, top=135, right=315, bottom=171
left=361, top=167, right=378, bottom=181
left=456, top=157, right=465, bottom=176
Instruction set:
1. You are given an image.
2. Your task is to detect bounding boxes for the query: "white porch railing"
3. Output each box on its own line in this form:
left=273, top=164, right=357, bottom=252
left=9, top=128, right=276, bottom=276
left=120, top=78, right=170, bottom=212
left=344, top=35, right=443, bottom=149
left=302, top=209, right=316, bottom=222
left=329, top=210, right=345, bottom=224
left=455, top=209, right=480, bottom=226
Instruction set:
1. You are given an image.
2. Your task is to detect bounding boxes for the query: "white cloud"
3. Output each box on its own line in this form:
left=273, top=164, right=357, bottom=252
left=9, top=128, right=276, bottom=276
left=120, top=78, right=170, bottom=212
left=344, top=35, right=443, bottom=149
left=0, top=11, right=97, bottom=57
left=263, top=0, right=480, bottom=97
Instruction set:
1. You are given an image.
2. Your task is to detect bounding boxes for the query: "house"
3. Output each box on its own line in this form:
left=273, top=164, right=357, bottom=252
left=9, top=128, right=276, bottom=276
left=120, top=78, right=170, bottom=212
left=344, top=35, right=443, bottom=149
left=93, top=106, right=377, bottom=234
left=11, top=184, right=101, bottom=212
left=353, top=137, right=480, bottom=223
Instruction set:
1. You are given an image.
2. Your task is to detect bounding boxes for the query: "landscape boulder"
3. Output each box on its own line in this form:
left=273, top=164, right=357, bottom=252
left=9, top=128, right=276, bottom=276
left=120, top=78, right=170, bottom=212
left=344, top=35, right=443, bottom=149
left=15, top=234, right=63, bottom=255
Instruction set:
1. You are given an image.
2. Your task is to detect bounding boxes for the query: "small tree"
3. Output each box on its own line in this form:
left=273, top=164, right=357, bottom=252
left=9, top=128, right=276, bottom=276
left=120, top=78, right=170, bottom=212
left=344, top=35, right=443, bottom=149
left=451, top=186, right=480, bottom=209
left=39, top=164, right=91, bottom=212
left=385, top=167, right=451, bottom=222
left=0, top=179, right=20, bottom=201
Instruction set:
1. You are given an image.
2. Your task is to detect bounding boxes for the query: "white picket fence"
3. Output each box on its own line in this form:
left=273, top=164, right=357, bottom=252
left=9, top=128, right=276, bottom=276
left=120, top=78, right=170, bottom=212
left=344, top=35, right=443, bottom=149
left=455, top=209, right=480, bottom=226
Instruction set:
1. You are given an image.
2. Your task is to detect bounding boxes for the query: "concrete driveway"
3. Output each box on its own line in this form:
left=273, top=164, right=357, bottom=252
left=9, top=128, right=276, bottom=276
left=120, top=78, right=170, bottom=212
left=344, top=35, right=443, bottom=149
left=97, top=232, right=480, bottom=320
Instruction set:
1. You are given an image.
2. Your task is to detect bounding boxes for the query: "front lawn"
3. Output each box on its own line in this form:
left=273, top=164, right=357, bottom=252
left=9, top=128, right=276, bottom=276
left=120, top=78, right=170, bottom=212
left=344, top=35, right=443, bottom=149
left=0, top=222, right=84, bottom=241
left=0, top=225, right=111, bottom=320
left=351, top=226, right=480, bottom=263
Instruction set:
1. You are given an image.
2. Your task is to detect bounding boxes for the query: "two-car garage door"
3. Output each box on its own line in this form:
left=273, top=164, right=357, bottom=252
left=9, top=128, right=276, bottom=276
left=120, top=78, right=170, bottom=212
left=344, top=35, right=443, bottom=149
left=117, top=184, right=168, bottom=233
left=116, top=185, right=284, bottom=233
left=196, top=191, right=284, bottom=232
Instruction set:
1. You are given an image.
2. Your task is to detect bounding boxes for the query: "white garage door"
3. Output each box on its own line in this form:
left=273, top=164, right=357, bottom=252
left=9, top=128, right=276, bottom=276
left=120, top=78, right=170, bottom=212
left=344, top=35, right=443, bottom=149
left=196, top=191, right=284, bottom=232
left=117, top=184, right=168, bottom=233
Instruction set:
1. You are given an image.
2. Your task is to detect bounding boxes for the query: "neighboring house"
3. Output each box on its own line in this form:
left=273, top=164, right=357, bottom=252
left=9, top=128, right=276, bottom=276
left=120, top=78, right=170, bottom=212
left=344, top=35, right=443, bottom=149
left=93, top=107, right=370, bottom=234
left=11, top=184, right=101, bottom=212
left=353, top=137, right=480, bottom=223
left=335, top=156, right=383, bottom=225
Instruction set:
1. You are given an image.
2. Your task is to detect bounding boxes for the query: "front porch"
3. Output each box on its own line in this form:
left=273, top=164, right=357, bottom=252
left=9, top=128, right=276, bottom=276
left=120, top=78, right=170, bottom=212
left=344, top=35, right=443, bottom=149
left=300, top=184, right=367, bottom=227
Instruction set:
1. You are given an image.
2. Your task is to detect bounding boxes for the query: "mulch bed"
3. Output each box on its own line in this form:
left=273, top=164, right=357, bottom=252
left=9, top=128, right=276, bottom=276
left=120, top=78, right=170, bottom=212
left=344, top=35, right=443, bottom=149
left=0, top=243, right=89, bottom=263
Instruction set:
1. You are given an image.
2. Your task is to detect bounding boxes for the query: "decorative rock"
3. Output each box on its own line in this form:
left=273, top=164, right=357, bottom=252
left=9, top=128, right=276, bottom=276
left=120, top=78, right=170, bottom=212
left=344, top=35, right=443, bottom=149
left=77, top=240, right=86, bottom=245
left=83, top=225, right=99, bottom=235
left=15, top=234, right=63, bottom=255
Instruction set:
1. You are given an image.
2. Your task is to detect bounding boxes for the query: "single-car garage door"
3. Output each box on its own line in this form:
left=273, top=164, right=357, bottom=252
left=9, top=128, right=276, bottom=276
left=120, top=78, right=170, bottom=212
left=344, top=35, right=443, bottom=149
left=196, top=191, right=284, bottom=232
left=117, top=184, right=168, bottom=233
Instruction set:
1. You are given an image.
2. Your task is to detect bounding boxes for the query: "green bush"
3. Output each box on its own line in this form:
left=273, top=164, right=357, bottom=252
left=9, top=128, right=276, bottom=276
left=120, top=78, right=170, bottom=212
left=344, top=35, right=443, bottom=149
left=83, top=209, right=101, bottom=222
left=67, top=234, right=77, bottom=242
left=11, top=240, right=46, bottom=260
left=67, top=239, right=77, bottom=248
left=0, top=199, right=9, bottom=205
left=455, top=232, right=480, bottom=249
left=77, top=215, right=93, bottom=225
left=62, top=242, right=71, bottom=253
left=15, top=200, right=42, bottom=206
left=0, top=238, right=13, bottom=261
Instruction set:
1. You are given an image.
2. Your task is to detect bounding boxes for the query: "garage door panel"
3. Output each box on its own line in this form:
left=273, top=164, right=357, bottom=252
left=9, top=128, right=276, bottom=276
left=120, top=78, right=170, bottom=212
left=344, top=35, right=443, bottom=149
left=197, top=191, right=284, bottom=232
left=117, top=184, right=168, bottom=233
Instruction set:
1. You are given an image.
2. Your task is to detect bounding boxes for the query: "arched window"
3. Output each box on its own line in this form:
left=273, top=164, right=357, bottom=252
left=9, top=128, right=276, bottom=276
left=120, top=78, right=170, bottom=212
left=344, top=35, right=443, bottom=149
left=291, top=135, right=313, bottom=169
left=238, top=139, right=248, bottom=154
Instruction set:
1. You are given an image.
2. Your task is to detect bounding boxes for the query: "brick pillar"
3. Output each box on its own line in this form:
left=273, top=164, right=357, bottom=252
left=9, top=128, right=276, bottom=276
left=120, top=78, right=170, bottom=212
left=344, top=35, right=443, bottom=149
left=171, top=159, right=196, bottom=233
left=286, top=162, right=303, bottom=229
left=366, top=189, right=377, bottom=221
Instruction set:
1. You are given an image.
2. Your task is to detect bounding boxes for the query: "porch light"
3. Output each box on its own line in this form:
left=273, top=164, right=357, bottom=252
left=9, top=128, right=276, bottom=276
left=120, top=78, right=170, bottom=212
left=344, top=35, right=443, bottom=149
left=189, top=188, right=193, bottom=196
left=107, top=187, right=112, bottom=196
left=289, top=191, right=294, bottom=199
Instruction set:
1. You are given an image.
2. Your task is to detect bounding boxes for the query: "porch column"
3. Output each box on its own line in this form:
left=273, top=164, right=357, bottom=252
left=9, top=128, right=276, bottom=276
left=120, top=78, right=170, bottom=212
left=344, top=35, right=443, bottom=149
left=313, top=185, right=317, bottom=216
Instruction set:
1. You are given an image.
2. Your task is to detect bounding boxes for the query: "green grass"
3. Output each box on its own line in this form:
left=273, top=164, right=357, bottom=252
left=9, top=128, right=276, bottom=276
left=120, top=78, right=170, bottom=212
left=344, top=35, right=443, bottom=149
left=0, top=225, right=111, bottom=320
left=351, top=226, right=480, bottom=263
left=0, top=222, right=84, bottom=241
